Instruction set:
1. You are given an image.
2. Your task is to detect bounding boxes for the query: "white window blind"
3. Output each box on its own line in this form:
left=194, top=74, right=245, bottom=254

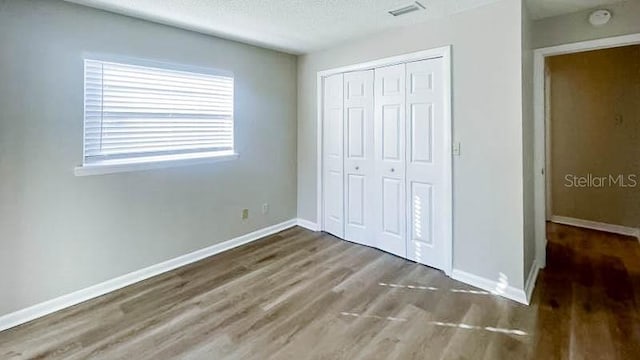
left=83, top=59, right=234, bottom=165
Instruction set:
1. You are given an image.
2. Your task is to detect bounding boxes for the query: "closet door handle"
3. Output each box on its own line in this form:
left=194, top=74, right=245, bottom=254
left=390, top=168, right=395, bottom=173
left=355, top=166, right=360, bottom=170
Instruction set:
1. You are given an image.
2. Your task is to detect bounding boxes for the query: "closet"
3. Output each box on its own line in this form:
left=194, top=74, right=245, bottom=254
left=320, top=51, right=452, bottom=273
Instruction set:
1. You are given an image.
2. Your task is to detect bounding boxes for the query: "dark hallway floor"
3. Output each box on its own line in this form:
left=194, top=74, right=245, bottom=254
left=531, top=222, right=640, bottom=359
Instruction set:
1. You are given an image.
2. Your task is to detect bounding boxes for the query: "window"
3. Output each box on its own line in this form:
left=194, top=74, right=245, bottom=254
left=77, top=57, right=235, bottom=175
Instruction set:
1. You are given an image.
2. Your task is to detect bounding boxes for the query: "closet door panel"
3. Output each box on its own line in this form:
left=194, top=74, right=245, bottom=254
left=410, top=181, right=433, bottom=245
left=347, top=174, right=365, bottom=225
left=409, top=103, right=433, bottom=163
left=343, top=70, right=375, bottom=246
left=406, top=58, right=447, bottom=270
left=347, top=108, right=365, bottom=158
left=382, top=105, right=402, bottom=160
left=382, top=177, right=402, bottom=235
left=322, top=73, right=344, bottom=238
left=374, top=64, right=406, bottom=258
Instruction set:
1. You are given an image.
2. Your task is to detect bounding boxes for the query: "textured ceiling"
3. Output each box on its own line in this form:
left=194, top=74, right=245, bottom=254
left=63, top=0, right=632, bottom=54
left=64, top=0, right=501, bottom=54
left=526, top=0, right=629, bottom=19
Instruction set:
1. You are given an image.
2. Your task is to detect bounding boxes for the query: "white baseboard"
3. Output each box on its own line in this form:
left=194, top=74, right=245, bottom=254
left=551, top=215, right=640, bottom=239
left=296, top=218, right=319, bottom=231
left=451, top=269, right=528, bottom=305
left=0, top=219, right=297, bottom=333
left=524, top=260, right=540, bottom=303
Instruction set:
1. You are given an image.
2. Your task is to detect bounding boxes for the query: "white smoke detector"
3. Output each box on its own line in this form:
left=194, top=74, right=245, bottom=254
left=589, top=9, right=612, bottom=27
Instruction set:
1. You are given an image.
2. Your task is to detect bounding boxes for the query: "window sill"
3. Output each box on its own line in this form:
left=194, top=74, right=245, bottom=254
left=74, top=151, right=239, bottom=176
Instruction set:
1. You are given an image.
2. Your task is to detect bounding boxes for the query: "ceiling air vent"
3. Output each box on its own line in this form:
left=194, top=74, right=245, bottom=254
left=388, top=1, right=425, bottom=17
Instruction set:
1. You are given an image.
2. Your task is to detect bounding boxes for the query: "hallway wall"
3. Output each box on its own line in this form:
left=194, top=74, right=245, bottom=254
left=548, top=45, right=640, bottom=228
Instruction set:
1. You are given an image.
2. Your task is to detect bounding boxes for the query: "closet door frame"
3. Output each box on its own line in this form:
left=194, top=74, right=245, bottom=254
left=316, top=46, right=453, bottom=275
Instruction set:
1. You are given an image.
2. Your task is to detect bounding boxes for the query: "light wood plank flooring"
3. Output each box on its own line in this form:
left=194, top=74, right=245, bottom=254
left=1, top=224, right=639, bottom=359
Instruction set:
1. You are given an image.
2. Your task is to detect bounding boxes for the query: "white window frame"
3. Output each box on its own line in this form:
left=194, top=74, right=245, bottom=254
left=74, top=54, right=238, bottom=176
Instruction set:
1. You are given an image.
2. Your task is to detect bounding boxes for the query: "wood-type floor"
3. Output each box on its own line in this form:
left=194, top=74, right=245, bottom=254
left=1, top=223, right=639, bottom=359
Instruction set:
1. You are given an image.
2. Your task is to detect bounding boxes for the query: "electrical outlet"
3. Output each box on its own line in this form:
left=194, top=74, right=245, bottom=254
left=262, top=203, right=269, bottom=214
left=242, top=208, right=249, bottom=220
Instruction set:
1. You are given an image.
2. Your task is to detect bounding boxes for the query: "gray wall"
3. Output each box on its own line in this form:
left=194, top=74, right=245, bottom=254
left=297, top=0, right=527, bottom=288
left=533, top=0, right=640, bottom=49
left=0, top=0, right=297, bottom=316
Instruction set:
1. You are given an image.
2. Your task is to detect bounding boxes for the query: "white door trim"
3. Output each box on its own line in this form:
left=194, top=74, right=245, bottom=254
left=316, top=46, right=453, bottom=275
left=533, top=33, right=640, bottom=268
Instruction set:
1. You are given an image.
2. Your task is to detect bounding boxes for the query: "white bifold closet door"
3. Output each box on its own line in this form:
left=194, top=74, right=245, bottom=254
left=374, top=64, right=407, bottom=258
left=343, top=70, right=375, bottom=247
left=405, top=58, right=447, bottom=270
left=322, top=55, right=449, bottom=272
left=322, top=73, right=344, bottom=238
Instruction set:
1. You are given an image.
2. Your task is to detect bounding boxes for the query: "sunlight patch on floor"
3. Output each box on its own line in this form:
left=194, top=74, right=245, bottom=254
left=378, top=282, right=438, bottom=291
left=378, top=282, right=491, bottom=295
left=429, top=321, right=528, bottom=336
left=339, top=312, right=408, bottom=322
left=338, top=312, right=528, bottom=336
left=450, top=288, right=491, bottom=295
